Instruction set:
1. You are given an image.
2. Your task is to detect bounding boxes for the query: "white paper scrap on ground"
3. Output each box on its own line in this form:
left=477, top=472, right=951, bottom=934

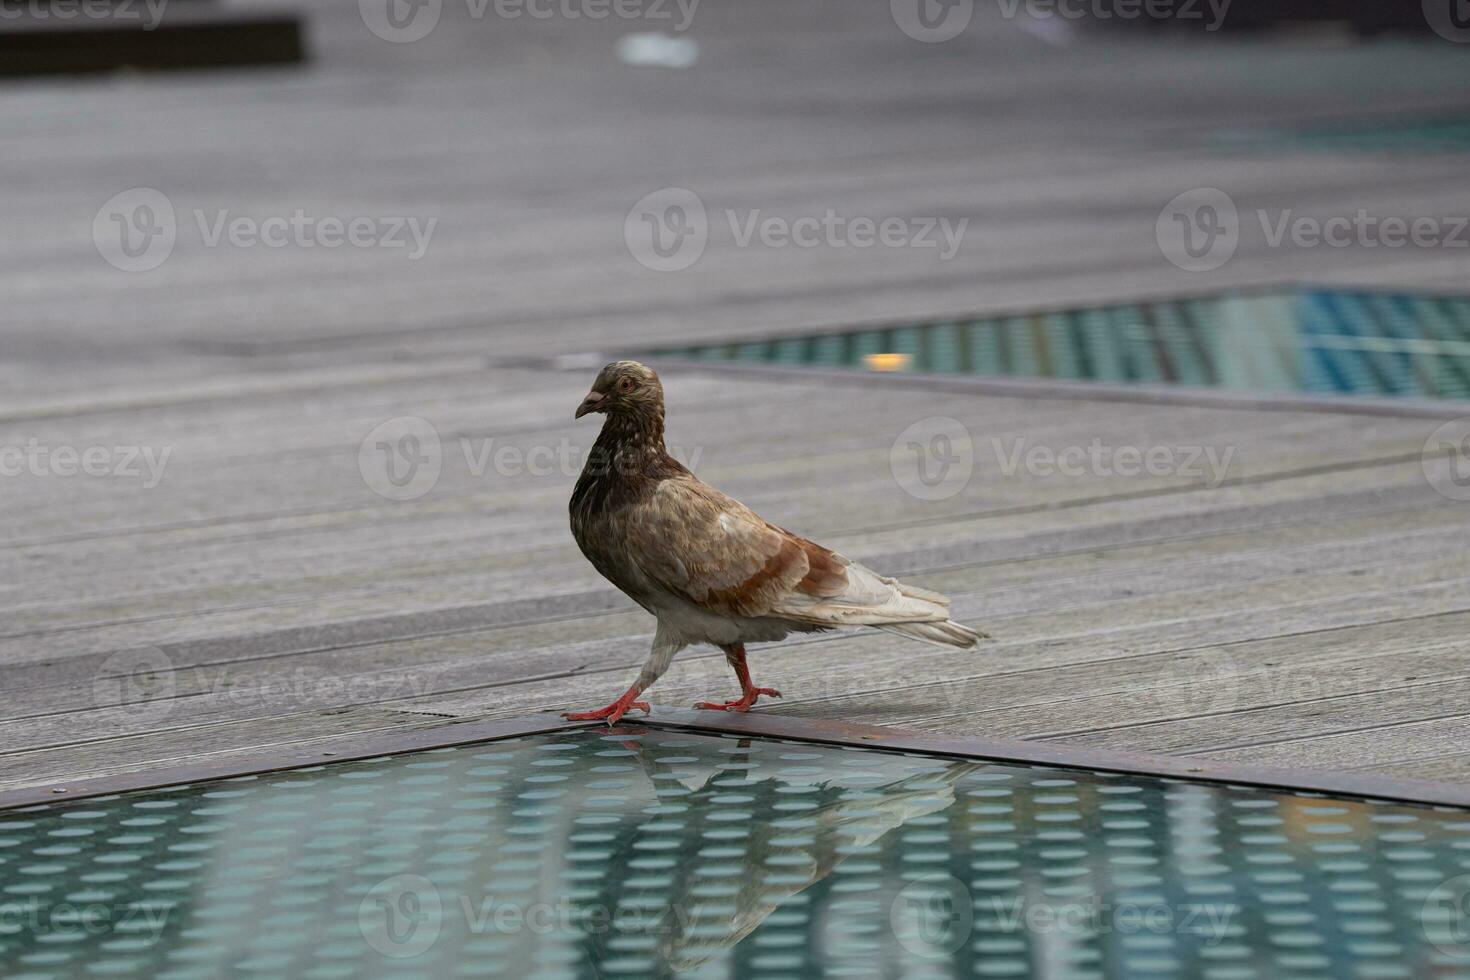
left=617, top=33, right=699, bottom=69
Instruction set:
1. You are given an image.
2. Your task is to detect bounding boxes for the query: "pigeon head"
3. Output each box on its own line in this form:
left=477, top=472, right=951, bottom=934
left=575, top=360, right=663, bottom=420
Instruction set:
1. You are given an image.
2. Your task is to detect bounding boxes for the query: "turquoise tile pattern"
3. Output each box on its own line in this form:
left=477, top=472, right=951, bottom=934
left=651, top=290, right=1470, bottom=402
left=2, top=729, right=1470, bottom=978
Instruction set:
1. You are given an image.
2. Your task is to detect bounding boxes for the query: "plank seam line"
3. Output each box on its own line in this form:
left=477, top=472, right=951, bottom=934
left=1032, top=674, right=1470, bottom=742
left=4, top=497, right=1449, bottom=656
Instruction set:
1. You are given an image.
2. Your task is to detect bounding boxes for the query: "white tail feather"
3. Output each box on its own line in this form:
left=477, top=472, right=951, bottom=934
left=876, top=620, right=987, bottom=649
left=771, top=556, right=988, bottom=645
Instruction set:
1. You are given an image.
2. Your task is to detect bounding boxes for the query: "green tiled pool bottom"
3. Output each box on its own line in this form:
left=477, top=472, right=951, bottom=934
left=4, top=729, right=1470, bottom=979
left=652, top=289, right=1470, bottom=402
left=1215, top=116, right=1470, bottom=156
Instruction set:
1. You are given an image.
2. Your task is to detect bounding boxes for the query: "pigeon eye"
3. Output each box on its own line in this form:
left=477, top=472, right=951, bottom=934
left=618, top=377, right=637, bottom=393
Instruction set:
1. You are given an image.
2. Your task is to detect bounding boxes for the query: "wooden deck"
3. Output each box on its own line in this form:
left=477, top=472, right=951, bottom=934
left=3, top=2, right=1470, bottom=796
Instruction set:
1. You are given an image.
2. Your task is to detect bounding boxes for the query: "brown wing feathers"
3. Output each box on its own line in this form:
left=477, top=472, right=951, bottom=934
left=625, top=477, right=839, bottom=619
left=701, top=533, right=806, bottom=617
left=793, top=537, right=848, bottom=598
left=570, top=361, right=981, bottom=649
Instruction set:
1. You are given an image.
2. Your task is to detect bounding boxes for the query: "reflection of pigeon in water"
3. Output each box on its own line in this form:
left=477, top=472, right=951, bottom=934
left=579, top=735, right=981, bottom=973
left=565, top=361, right=987, bottom=724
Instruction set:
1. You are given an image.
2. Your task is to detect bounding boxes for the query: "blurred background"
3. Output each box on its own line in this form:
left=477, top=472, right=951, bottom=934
left=6, top=0, right=1470, bottom=404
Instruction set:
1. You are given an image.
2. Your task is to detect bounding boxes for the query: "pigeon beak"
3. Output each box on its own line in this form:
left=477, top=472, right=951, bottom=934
left=574, top=391, right=606, bottom=419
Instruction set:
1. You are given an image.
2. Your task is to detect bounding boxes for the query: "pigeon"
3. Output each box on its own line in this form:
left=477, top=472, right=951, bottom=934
left=564, top=360, right=985, bottom=723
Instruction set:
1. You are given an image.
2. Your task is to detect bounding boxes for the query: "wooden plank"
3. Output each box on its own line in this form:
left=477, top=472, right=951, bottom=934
left=0, top=708, right=455, bottom=793
left=0, top=392, right=1437, bottom=591
left=11, top=537, right=1465, bottom=759
left=0, top=459, right=1456, bottom=665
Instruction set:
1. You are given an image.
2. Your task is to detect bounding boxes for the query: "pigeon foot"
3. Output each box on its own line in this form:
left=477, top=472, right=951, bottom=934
left=693, top=688, right=781, bottom=712
left=562, top=689, right=650, bottom=724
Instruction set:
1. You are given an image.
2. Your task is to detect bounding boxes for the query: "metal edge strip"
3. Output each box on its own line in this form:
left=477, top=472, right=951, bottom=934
left=608, top=280, right=1470, bottom=421
left=632, top=280, right=1470, bottom=364
left=636, top=709, right=1470, bottom=810
left=2, top=707, right=1467, bottom=812
left=637, top=357, right=1470, bottom=421
left=0, top=715, right=599, bottom=811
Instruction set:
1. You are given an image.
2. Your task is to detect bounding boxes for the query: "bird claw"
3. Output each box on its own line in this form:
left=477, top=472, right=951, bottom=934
left=693, top=688, right=781, bottom=712
left=562, top=699, right=651, bottom=725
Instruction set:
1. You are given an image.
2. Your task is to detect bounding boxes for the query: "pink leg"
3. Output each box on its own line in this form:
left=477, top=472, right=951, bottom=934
left=562, top=684, right=651, bottom=724
left=694, top=644, right=781, bottom=712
